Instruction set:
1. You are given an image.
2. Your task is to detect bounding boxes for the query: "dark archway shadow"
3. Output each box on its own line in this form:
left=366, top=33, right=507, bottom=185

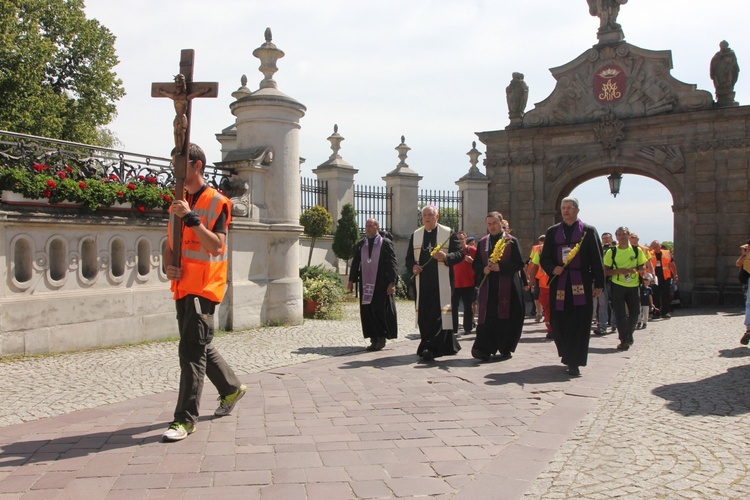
left=719, top=347, right=750, bottom=359
left=484, top=365, right=571, bottom=386
left=588, top=346, right=622, bottom=354
left=652, top=363, right=750, bottom=417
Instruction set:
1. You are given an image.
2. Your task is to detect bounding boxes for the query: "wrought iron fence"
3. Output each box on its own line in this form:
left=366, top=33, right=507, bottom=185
left=300, top=177, right=328, bottom=214
left=354, top=184, right=392, bottom=234
left=417, top=189, right=463, bottom=232
left=0, top=130, right=235, bottom=194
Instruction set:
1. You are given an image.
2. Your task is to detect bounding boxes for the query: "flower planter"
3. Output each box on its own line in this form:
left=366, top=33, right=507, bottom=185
left=303, top=298, right=319, bottom=318
left=1, top=190, right=78, bottom=208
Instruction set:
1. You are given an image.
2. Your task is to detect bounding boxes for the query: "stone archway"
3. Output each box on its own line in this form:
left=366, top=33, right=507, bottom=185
left=477, top=41, right=750, bottom=306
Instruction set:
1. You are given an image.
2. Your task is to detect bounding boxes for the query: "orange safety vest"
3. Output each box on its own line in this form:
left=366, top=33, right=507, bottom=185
left=168, top=186, right=231, bottom=302
left=650, top=249, right=673, bottom=279
left=530, top=244, right=550, bottom=288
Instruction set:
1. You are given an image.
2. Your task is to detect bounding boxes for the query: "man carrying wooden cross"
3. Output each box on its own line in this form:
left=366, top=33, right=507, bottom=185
left=153, top=51, right=246, bottom=442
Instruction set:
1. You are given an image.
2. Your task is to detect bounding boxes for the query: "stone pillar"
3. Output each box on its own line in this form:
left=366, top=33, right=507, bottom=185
left=220, top=28, right=307, bottom=327
left=312, top=125, right=357, bottom=231
left=455, top=141, right=489, bottom=239
left=383, top=136, right=422, bottom=239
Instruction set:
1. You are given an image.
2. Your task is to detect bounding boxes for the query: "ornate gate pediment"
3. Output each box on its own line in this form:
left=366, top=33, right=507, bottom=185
left=522, top=43, right=713, bottom=128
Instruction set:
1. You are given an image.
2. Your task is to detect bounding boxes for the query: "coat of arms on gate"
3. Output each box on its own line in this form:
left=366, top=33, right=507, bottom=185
left=593, top=64, right=626, bottom=104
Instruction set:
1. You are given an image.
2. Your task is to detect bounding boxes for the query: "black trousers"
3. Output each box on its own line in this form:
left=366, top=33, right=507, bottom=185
left=451, top=286, right=476, bottom=333
left=611, top=284, right=640, bottom=344
left=174, top=295, right=241, bottom=425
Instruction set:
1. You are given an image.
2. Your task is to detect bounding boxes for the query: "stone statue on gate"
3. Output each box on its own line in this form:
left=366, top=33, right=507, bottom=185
left=587, top=0, right=628, bottom=32
left=710, top=40, right=740, bottom=107
left=506, top=72, right=528, bottom=130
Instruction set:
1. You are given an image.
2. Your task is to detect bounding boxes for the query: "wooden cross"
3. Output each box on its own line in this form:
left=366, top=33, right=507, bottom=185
left=151, top=49, right=218, bottom=267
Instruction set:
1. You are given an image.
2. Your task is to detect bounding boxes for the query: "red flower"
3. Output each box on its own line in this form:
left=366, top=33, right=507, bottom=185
left=46, top=180, right=57, bottom=189
left=56, top=171, right=66, bottom=179
left=42, top=164, right=50, bottom=170
left=127, top=183, right=136, bottom=190
left=109, top=174, right=119, bottom=181
left=137, top=175, right=145, bottom=181
left=164, top=195, right=172, bottom=203
left=79, top=182, right=86, bottom=189
left=146, top=176, right=157, bottom=185
left=137, top=205, right=145, bottom=213
left=116, top=191, right=125, bottom=198
left=43, top=190, right=52, bottom=198
left=33, top=164, right=44, bottom=172
left=64, top=166, right=73, bottom=173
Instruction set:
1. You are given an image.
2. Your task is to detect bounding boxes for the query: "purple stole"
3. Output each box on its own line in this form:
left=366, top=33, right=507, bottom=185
left=360, top=235, right=382, bottom=305
left=554, top=220, right=586, bottom=311
left=477, top=233, right=513, bottom=324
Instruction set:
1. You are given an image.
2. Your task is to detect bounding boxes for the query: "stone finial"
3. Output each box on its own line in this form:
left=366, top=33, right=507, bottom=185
left=327, top=124, right=344, bottom=160
left=252, top=27, right=285, bottom=89
left=395, top=136, right=411, bottom=171
left=466, top=141, right=482, bottom=173
left=232, top=74, right=251, bottom=99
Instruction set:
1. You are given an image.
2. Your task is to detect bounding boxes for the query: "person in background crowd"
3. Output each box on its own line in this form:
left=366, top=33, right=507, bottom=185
left=736, top=241, right=750, bottom=345
left=451, top=231, right=477, bottom=335
left=637, top=273, right=656, bottom=330
left=527, top=235, right=553, bottom=339
left=649, top=240, right=678, bottom=319
left=593, top=232, right=613, bottom=336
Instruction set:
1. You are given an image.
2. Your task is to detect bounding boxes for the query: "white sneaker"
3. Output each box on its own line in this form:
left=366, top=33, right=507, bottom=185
left=162, top=421, right=195, bottom=441
left=214, top=384, right=247, bottom=416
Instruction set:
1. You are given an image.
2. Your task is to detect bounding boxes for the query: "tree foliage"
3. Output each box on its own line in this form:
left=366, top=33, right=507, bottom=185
left=332, top=203, right=360, bottom=265
left=0, top=0, right=125, bottom=145
left=300, top=205, right=332, bottom=267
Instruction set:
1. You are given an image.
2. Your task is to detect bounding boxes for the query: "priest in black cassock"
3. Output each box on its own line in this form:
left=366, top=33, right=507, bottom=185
left=471, top=212, right=526, bottom=362
left=540, top=197, right=605, bottom=377
left=405, top=205, right=463, bottom=361
left=347, top=218, right=398, bottom=351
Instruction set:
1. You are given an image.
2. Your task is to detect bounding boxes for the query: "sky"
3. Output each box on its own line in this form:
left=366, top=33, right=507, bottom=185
left=83, top=0, right=750, bottom=244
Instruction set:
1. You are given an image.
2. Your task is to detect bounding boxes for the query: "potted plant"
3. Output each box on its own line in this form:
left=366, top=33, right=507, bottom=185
left=300, top=266, right=344, bottom=319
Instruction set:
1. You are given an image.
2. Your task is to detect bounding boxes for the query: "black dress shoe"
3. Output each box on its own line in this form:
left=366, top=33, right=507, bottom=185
left=420, top=349, right=434, bottom=361
left=567, top=366, right=581, bottom=376
left=471, top=348, right=490, bottom=362
left=616, top=343, right=629, bottom=351
left=497, top=352, right=512, bottom=361
left=740, top=332, right=750, bottom=345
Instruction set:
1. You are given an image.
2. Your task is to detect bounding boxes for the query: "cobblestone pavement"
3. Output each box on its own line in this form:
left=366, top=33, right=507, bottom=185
left=0, top=302, right=749, bottom=498
left=525, top=309, right=750, bottom=499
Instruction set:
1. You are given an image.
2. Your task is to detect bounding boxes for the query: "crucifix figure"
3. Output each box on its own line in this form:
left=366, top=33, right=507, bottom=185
left=151, top=49, right=218, bottom=266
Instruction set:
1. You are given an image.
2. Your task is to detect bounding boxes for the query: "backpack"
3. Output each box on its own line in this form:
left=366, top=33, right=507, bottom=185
left=610, top=244, right=641, bottom=283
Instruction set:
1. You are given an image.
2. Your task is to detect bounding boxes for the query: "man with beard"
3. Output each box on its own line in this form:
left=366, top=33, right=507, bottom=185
left=347, top=218, right=398, bottom=351
left=406, top=205, right=463, bottom=361
left=540, top=197, right=605, bottom=377
left=471, top=212, right=525, bottom=362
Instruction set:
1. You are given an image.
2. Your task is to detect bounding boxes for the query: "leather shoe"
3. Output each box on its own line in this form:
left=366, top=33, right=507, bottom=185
left=741, top=332, right=750, bottom=346
left=497, top=352, right=512, bottom=361
left=471, top=348, right=490, bottom=362
left=567, top=366, right=581, bottom=376
left=420, top=348, right=434, bottom=361
left=616, top=343, right=629, bottom=351
left=366, top=337, right=386, bottom=351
